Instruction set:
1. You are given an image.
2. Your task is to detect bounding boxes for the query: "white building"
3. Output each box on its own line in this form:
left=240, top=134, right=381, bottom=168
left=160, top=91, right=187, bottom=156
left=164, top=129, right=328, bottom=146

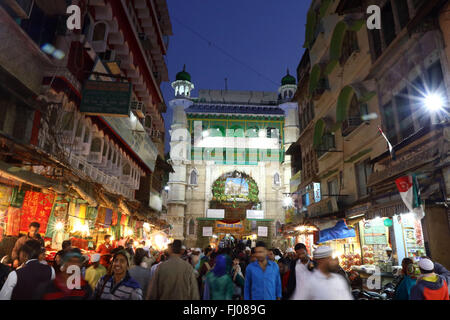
left=166, top=67, right=299, bottom=248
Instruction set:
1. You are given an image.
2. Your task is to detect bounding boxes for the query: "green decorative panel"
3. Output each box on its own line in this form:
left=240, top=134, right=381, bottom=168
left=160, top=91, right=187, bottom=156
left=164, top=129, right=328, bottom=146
left=330, top=21, right=348, bottom=62
left=313, top=118, right=325, bottom=147
left=336, top=86, right=355, bottom=123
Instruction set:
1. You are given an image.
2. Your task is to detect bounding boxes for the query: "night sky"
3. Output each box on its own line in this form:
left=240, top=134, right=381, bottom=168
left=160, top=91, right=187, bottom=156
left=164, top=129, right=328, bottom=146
left=161, top=0, right=312, bottom=152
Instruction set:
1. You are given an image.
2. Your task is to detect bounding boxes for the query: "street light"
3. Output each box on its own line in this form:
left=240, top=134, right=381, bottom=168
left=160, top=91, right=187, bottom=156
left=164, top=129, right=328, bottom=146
left=423, top=93, right=445, bottom=112
left=283, top=195, right=293, bottom=208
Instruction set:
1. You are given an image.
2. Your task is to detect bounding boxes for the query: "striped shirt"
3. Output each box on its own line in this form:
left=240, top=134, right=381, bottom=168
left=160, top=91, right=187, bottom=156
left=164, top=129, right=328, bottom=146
left=94, top=272, right=143, bottom=300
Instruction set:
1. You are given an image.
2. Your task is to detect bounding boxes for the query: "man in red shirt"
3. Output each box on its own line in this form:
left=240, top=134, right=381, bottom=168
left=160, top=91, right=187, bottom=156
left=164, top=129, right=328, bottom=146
left=96, top=235, right=113, bottom=267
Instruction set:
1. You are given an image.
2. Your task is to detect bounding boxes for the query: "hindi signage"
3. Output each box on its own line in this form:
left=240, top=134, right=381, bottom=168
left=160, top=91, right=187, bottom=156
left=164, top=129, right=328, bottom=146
left=80, top=80, right=132, bottom=116
left=246, top=210, right=264, bottom=220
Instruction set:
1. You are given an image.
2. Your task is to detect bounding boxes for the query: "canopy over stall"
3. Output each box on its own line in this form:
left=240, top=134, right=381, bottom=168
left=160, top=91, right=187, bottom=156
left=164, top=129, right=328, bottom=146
left=318, top=219, right=356, bottom=243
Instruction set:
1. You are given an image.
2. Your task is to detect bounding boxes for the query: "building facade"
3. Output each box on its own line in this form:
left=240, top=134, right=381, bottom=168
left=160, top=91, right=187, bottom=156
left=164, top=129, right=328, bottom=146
left=167, top=68, right=299, bottom=248
left=0, top=0, right=173, bottom=249
left=288, top=0, right=450, bottom=269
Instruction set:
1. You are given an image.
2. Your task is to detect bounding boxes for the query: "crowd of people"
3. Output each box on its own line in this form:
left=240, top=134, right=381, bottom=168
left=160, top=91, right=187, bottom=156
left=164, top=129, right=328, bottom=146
left=0, top=222, right=448, bottom=300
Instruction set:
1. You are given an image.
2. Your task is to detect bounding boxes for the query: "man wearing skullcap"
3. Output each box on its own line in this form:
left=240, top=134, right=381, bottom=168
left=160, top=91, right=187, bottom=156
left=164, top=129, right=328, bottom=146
left=410, top=258, right=449, bottom=300
left=85, top=253, right=107, bottom=290
left=297, top=246, right=353, bottom=300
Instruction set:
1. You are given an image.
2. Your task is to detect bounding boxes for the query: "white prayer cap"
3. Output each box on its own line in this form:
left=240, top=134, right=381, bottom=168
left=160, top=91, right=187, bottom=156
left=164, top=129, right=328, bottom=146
left=91, top=253, right=101, bottom=263
left=245, top=247, right=251, bottom=252
left=385, top=246, right=393, bottom=251
left=275, top=255, right=281, bottom=262
left=286, top=248, right=295, bottom=253
left=313, top=246, right=333, bottom=259
left=182, top=245, right=186, bottom=250
left=418, top=258, right=434, bottom=272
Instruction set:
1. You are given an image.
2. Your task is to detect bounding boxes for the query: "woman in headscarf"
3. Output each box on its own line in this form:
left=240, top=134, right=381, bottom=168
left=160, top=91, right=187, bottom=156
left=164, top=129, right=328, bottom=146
left=394, top=258, right=417, bottom=300
left=203, top=254, right=234, bottom=300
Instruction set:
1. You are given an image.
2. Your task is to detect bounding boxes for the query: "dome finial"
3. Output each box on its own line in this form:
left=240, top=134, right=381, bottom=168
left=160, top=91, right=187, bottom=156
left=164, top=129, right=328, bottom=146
left=287, top=68, right=290, bottom=75
left=183, top=64, right=186, bottom=72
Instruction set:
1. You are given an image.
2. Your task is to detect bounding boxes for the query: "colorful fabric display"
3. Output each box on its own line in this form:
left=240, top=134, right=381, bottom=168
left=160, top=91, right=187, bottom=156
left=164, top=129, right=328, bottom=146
left=6, top=207, right=21, bottom=236
left=19, top=191, right=55, bottom=234
left=10, top=187, right=26, bottom=208
left=104, top=208, right=113, bottom=227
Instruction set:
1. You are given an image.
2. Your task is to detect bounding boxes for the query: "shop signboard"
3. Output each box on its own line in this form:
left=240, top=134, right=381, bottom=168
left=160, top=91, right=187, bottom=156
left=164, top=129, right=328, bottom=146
left=257, top=226, right=268, bottom=237
left=202, top=227, right=213, bottom=237
left=207, top=209, right=225, bottom=219
left=246, top=210, right=264, bottom=220
left=80, top=80, right=132, bottom=117
left=313, top=182, right=321, bottom=203
left=363, top=219, right=387, bottom=245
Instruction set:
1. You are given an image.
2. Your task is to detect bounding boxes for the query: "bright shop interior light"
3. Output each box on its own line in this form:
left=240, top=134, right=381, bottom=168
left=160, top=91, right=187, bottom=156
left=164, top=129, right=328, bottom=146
left=54, top=221, right=64, bottom=231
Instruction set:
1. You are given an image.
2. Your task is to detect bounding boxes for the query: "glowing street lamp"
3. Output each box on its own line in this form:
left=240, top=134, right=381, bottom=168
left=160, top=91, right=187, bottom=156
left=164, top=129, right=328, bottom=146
left=423, top=93, right=445, bottom=112
left=283, top=195, right=294, bottom=208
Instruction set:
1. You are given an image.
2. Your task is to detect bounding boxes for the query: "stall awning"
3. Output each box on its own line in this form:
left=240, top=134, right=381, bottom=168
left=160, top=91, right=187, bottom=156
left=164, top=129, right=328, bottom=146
left=318, top=219, right=356, bottom=243
left=0, top=160, right=66, bottom=193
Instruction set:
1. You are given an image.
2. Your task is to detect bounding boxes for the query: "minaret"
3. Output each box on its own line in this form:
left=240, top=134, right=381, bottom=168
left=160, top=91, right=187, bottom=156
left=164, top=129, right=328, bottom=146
left=278, top=69, right=299, bottom=195
left=166, top=65, right=194, bottom=241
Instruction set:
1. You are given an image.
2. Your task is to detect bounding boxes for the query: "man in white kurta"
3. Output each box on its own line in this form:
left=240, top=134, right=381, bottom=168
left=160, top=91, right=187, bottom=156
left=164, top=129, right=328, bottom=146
left=298, top=246, right=353, bottom=300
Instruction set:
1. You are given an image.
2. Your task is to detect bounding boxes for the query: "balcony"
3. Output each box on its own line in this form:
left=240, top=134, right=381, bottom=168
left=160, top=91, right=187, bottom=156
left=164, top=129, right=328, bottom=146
left=341, top=117, right=363, bottom=137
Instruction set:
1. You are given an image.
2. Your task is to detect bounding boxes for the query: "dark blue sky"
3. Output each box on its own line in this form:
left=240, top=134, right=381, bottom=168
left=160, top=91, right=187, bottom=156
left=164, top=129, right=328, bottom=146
left=161, top=0, right=312, bottom=152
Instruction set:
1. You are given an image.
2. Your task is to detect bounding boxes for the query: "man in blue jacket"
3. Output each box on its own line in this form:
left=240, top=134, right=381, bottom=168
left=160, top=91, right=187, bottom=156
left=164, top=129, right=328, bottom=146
left=244, top=241, right=282, bottom=300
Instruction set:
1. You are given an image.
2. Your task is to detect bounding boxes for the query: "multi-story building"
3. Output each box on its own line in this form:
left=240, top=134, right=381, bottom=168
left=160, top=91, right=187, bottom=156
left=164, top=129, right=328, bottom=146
left=288, top=0, right=450, bottom=269
left=166, top=67, right=299, bottom=248
left=0, top=0, right=173, bottom=247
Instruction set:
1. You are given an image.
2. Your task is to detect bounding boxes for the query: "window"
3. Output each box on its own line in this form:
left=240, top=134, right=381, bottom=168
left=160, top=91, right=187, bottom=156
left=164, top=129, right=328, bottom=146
left=316, top=133, right=336, bottom=158
left=381, top=101, right=397, bottom=145
left=427, top=61, right=444, bottom=93
left=83, top=126, right=90, bottom=143
left=273, top=173, right=281, bottom=186
left=327, top=178, right=339, bottom=198
left=355, top=159, right=373, bottom=198
left=381, top=2, right=396, bottom=47
left=189, top=170, right=198, bottom=185
left=395, top=0, right=410, bottom=30
left=90, top=138, right=102, bottom=152
left=62, top=112, right=75, bottom=131
left=340, top=31, right=359, bottom=66
left=395, top=88, right=414, bottom=139
left=275, top=221, right=282, bottom=237
left=369, top=29, right=383, bottom=60
left=123, top=163, right=131, bottom=176
left=188, top=219, right=195, bottom=235
left=92, top=22, right=107, bottom=41
left=144, top=115, right=152, bottom=128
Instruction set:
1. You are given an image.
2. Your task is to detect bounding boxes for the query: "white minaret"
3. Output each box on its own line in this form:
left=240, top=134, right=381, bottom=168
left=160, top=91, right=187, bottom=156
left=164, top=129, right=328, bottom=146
left=167, top=66, right=194, bottom=241
left=278, top=69, right=299, bottom=196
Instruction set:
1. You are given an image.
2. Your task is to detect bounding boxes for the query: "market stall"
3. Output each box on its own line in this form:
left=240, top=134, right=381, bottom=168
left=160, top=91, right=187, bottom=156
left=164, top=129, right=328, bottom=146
left=318, top=219, right=362, bottom=271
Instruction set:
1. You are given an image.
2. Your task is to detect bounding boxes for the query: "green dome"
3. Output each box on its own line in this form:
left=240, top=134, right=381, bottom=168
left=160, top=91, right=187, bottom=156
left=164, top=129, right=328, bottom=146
left=281, top=69, right=296, bottom=85
left=176, top=64, right=191, bottom=82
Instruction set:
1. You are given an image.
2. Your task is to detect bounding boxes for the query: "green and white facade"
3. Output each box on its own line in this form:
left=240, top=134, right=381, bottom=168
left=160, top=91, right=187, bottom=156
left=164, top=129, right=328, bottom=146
left=166, top=68, right=299, bottom=248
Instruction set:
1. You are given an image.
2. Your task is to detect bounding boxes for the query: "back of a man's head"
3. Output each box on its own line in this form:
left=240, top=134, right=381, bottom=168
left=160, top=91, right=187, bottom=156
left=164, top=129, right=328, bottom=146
left=171, top=240, right=182, bottom=254
left=22, top=240, right=42, bottom=260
